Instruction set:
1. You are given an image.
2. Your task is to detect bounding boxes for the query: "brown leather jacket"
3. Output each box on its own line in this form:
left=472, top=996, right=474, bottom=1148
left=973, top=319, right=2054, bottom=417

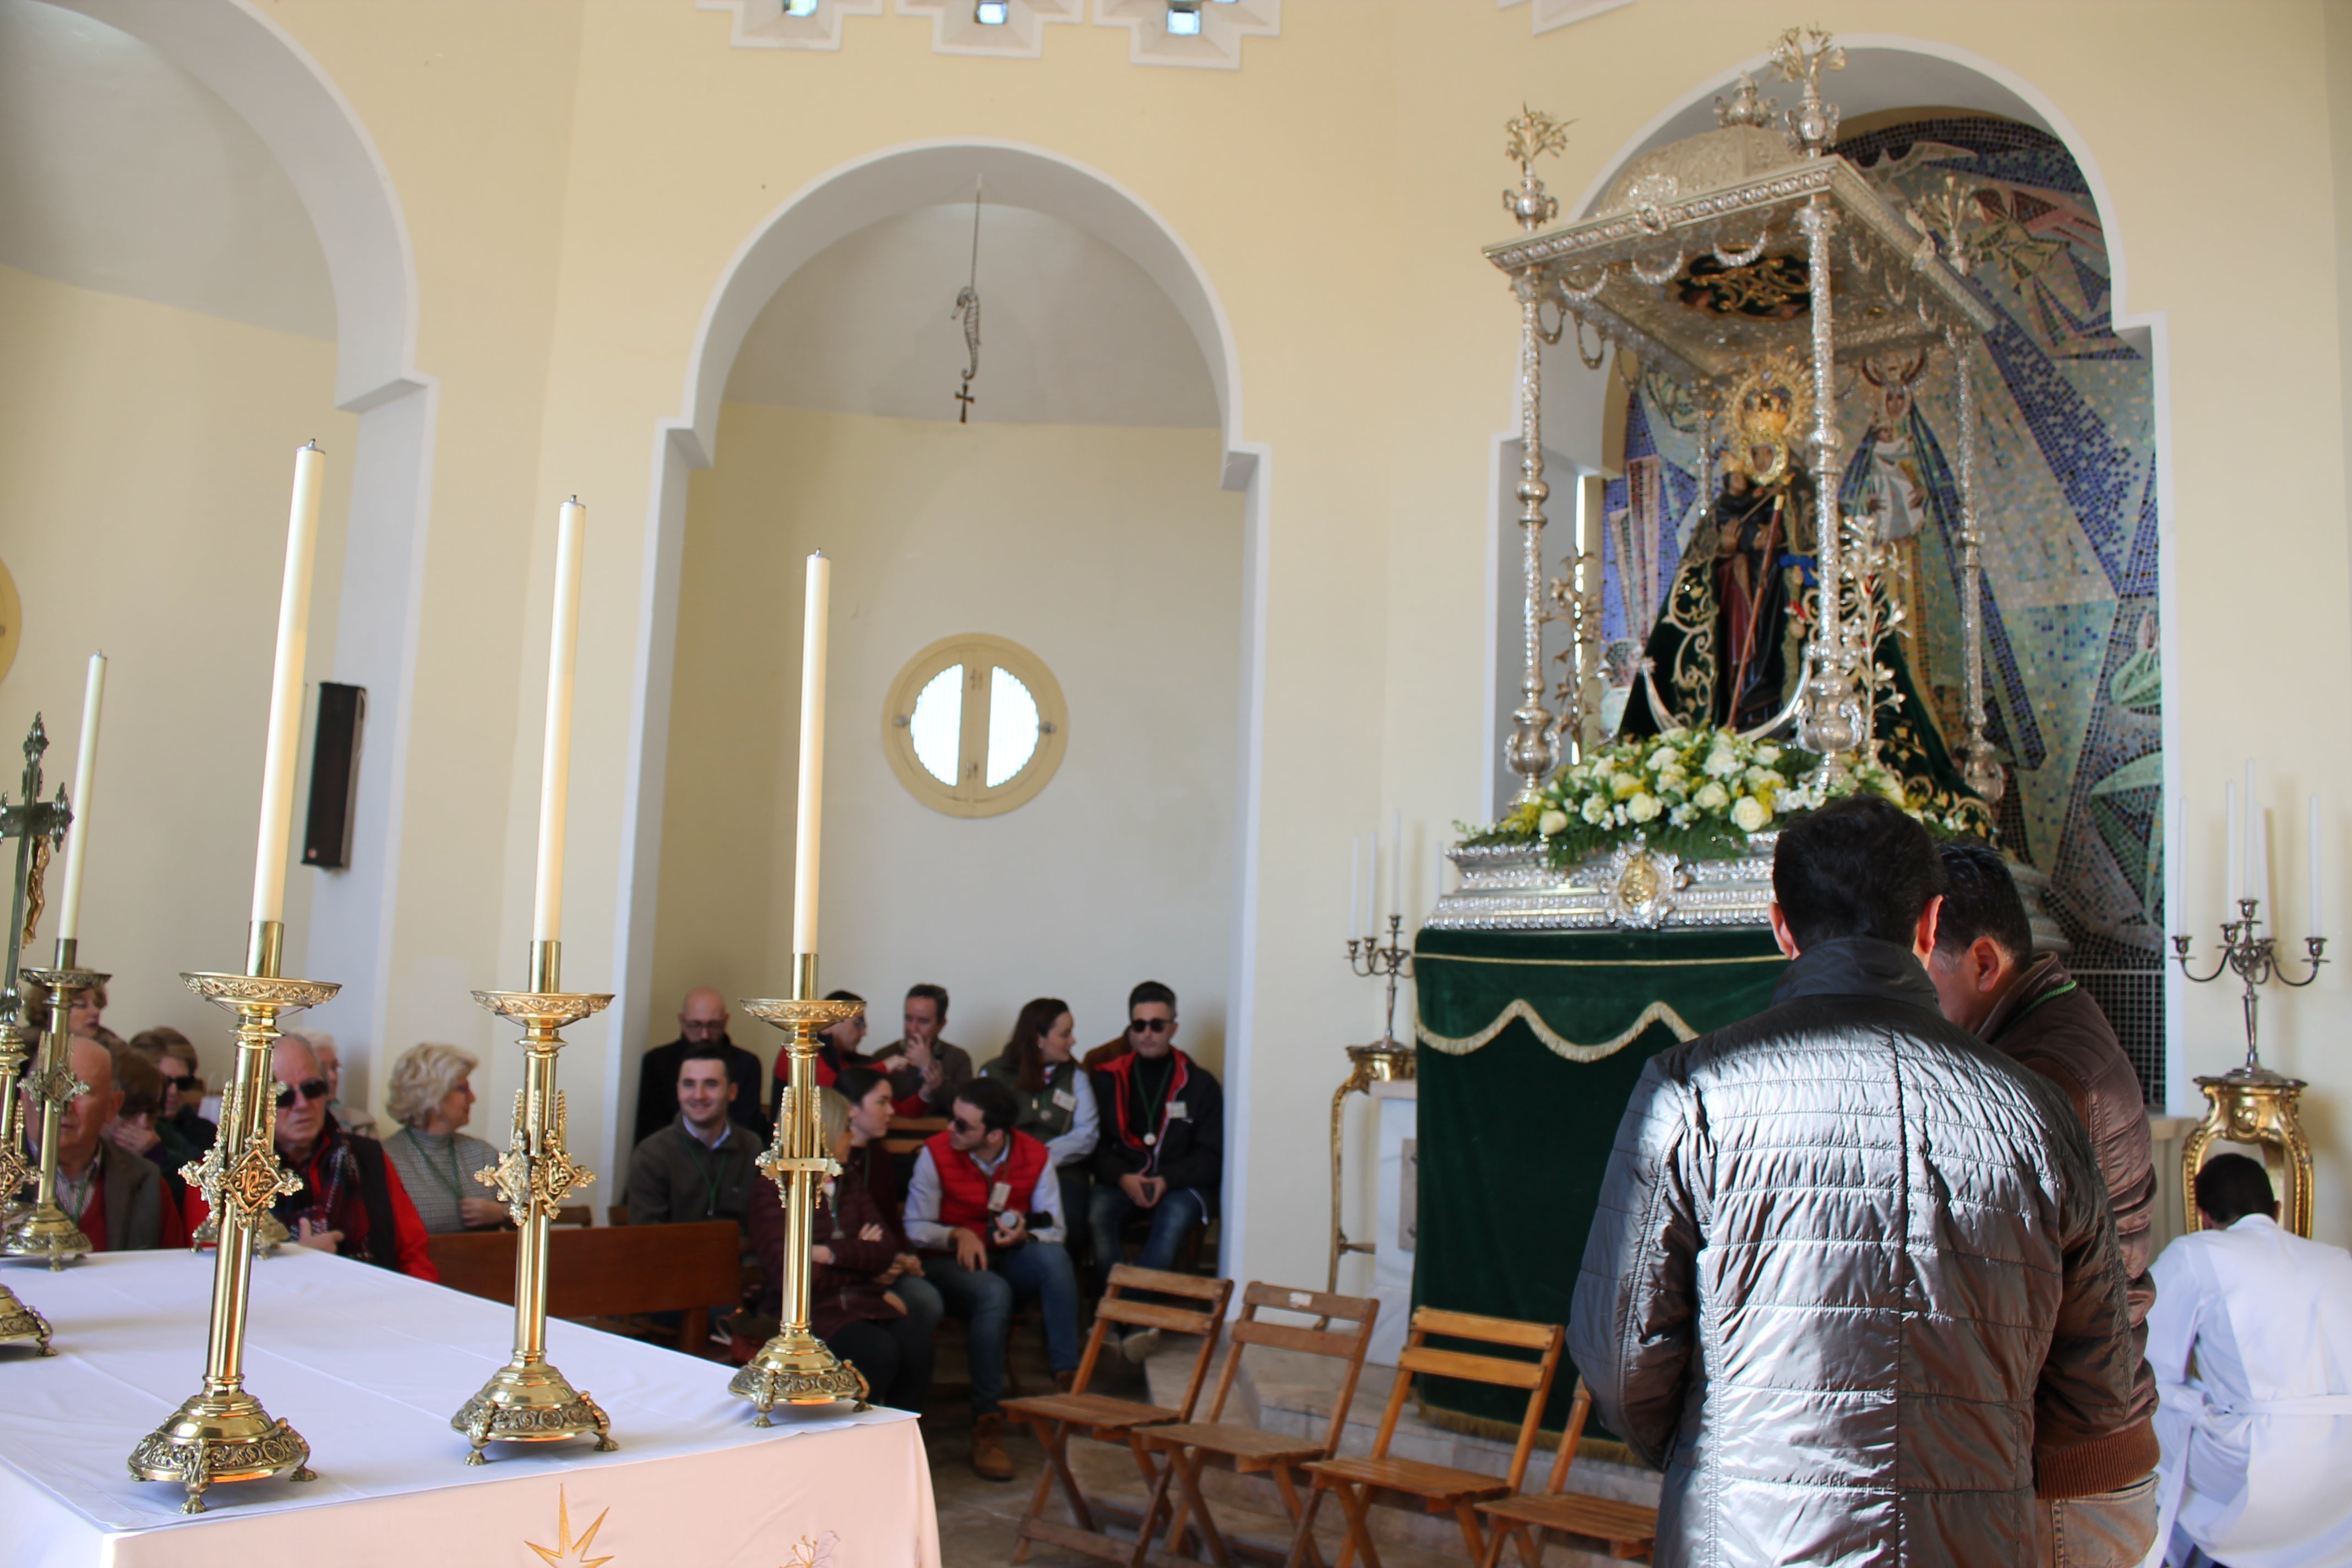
left=1571, top=938, right=2142, bottom=1565
left=1980, top=954, right=2162, bottom=1496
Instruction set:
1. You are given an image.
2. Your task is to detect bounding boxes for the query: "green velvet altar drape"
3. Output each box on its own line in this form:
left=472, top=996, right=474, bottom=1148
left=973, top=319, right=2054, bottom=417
left=1410, top=924, right=1788, bottom=1437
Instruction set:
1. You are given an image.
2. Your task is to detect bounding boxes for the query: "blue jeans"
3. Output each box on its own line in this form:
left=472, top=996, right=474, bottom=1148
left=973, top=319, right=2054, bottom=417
left=924, top=1241, right=1079, bottom=1415
left=1089, top=1183, right=1208, bottom=1280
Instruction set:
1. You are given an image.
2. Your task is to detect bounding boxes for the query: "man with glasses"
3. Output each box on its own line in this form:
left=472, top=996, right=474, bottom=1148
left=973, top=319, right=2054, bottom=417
left=1087, top=981, right=1222, bottom=1359
left=30, top=1036, right=179, bottom=1250
left=218, top=1033, right=437, bottom=1278
left=635, top=987, right=768, bottom=1147
left=905, top=1076, right=1081, bottom=1482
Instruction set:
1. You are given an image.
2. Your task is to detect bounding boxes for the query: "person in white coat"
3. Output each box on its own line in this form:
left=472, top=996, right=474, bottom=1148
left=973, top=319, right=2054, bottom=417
left=2146, top=1153, right=2352, bottom=1567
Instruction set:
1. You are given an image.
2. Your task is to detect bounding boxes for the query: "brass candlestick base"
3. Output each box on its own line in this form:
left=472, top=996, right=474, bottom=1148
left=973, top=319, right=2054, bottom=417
left=733, top=977, right=868, bottom=1425
left=4, top=963, right=107, bottom=1269
left=449, top=944, right=617, bottom=1465
left=127, top=937, right=338, bottom=1513
left=0, top=1285, right=50, bottom=1355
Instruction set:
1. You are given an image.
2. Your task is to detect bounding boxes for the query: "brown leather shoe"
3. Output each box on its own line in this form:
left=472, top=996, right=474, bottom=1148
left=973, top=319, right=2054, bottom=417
left=971, top=1413, right=1014, bottom=1482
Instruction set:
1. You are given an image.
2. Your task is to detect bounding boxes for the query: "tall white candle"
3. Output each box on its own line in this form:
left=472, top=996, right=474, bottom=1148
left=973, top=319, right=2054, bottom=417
left=2166, top=789, right=2184, bottom=939
left=2310, top=794, right=2324, bottom=938
left=1390, top=810, right=1403, bottom=921
left=2254, top=806, right=2272, bottom=919
left=791, top=552, right=831, bottom=954
left=251, top=443, right=324, bottom=925
left=2225, top=780, right=2242, bottom=907
left=2245, top=760, right=2261, bottom=909
left=56, top=652, right=106, bottom=944
left=1349, top=836, right=1361, bottom=939
left=531, top=499, right=587, bottom=944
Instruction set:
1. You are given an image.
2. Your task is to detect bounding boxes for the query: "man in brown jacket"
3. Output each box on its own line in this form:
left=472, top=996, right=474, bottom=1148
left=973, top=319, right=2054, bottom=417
left=1929, top=844, right=2160, bottom=1564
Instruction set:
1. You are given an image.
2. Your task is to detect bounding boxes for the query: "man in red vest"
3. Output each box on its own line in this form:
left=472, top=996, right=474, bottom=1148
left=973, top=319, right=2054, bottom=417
left=905, top=1076, right=1079, bottom=1482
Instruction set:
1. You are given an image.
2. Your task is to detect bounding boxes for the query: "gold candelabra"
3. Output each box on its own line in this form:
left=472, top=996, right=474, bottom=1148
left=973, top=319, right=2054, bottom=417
left=450, top=938, right=616, bottom=1464
left=1330, top=916, right=1415, bottom=1292
left=127, top=919, right=337, bottom=1512
left=5, top=949, right=106, bottom=1267
left=0, top=715, right=67, bottom=1352
left=2173, top=895, right=2327, bottom=1235
left=732, top=955, right=869, bottom=1423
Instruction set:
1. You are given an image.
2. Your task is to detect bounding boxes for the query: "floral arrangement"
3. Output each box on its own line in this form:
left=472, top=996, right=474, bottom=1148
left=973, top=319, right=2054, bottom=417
left=1466, top=725, right=1984, bottom=867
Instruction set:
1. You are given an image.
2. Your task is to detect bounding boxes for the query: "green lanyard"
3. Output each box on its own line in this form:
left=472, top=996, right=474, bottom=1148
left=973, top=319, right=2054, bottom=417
left=689, top=1131, right=731, bottom=1217
left=401, top=1129, right=468, bottom=1204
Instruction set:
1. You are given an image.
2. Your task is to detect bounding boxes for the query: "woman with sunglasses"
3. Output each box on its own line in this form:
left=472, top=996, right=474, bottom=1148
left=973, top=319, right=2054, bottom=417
left=981, top=997, right=1098, bottom=1254
left=382, top=1043, right=508, bottom=1234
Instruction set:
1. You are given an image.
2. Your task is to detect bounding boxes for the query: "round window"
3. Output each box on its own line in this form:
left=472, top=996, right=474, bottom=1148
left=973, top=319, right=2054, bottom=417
left=882, top=634, right=1067, bottom=818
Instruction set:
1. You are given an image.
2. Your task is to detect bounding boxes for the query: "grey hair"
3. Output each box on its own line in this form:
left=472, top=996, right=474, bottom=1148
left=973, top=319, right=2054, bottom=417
left=385, top=1042, right=478, bottom=1130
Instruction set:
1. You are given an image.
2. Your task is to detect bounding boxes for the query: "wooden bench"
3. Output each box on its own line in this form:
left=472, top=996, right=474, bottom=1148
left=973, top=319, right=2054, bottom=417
left=426, top=1219, right=743, bottom=1355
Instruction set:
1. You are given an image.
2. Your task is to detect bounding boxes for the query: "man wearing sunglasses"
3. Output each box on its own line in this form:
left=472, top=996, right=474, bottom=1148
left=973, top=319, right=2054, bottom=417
left=190, top=1033, right=437, bottom=1279
left=1087, top=981, right=1222, bottom=1360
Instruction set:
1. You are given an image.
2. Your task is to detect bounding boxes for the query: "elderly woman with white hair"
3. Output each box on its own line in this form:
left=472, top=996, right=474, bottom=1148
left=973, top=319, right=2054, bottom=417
left=380, top=1043, right=507, bottom=1234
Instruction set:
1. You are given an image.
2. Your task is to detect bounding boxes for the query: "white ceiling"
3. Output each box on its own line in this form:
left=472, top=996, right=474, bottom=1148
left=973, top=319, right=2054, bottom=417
left=725, top=202, right=1217, bottom=429
left=0, top=0, right=334, bottom=339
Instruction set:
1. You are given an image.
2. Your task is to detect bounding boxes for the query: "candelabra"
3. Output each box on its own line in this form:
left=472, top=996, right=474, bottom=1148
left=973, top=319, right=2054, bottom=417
left=732, top=957, right=869, bottom=1423
left=128, top=919, right=336, bottom=1512
left=449, top=938, right=616, bottom=1464
left=0, top=716, right=66, bottom=1353
left=1329, top=916, right=1416, bottom=1293
left=2172, top=896, right=2326, bottom=1237
left=5, top=950, right=105, bottom=1267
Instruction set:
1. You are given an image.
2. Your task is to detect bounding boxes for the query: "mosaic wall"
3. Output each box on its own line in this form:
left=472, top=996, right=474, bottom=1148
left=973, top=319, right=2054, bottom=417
left=1596, top=117, right=2164, bottom=1075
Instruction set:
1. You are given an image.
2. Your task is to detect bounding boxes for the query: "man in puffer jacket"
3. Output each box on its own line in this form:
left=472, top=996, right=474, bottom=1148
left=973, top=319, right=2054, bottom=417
left=1571, top=795, right=2143, bottom=1566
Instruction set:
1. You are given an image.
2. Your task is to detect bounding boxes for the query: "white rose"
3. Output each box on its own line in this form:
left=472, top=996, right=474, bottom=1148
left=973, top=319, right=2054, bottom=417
left=1703, top=747, right=1741, bottom=778
left=1613, top=772, right=1643, bottom=801
left=1670, top=803, right=1699, bottom=827
left=1744, top=765, right=1781, bottom=790
left=1538, top=809, right=1570, bottom=837
left=1627, top=792, right=1662, bottom=824
left=1732, top=794, right=1768, bottom=832
left=1694, top=781, right=1730, bottom=811
left=1582, top=795, right=1609, bottom=824
left=1755, top=743, right=1782, bottom=763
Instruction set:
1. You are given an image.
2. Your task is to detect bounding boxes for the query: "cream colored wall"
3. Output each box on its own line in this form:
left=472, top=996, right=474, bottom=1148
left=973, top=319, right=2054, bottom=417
left=9, top=0, right=2348, bottom=1274
left=0, top=262, right=356, bottom=1074
left=650, top=405, right=1241, bottom=1106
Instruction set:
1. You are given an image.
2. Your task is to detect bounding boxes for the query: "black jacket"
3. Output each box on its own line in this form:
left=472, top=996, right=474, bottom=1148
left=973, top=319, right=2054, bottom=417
left=635, top=1036, right=768, bottom=1147
left=1090, top=1049, right=1221, bottom=1200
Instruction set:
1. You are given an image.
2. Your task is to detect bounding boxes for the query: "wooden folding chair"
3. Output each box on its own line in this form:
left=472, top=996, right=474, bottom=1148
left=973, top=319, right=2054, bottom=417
left=1129, top=1283, right=1379, bottom=1568
left=1289, top=1306, right=1564, bottom=1568
left=1476, top=1377, right=1658, bottom=1564
left=1003, top=1264, right=1235, bottom=1565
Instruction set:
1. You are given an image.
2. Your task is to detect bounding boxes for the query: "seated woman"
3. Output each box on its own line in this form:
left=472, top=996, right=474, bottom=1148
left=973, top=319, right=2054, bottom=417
left=749, top=1086, right=939, bottom=1413
left=380, top=1043, right=508, bottom=1235
left=130, top=1027, right=216, bottom=1169
left=980, top=997, right=1099, bottom=1248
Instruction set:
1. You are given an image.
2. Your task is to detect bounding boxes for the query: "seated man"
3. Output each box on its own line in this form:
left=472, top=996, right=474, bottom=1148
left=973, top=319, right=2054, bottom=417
left=636, top=987, right=767, bottom=1147
left=2148, top=1154, right=2352, bottom=1565
left=870, top=983, right=973, bottom=1118
left=627, top=1043, right=763, bottom=1229
left=30, top=1036, right=179, bottom=1250
left=1087, top=980, right=1221, bottom=1359
left=132, top=1026, right=216, bottom=1168
left=232, top=1032, right=435, bottom=1277
left=906, top=1076, right=1080, bottom=1482
left=303, top=1033, right=377, bottom=1140
left=101, top=1048, right=189, bottom=1207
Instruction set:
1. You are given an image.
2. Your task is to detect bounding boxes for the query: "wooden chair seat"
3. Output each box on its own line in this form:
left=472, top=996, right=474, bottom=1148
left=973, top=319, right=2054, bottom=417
left=1307, top=1453, right=1516, bottom=1505
left=1003, top=1390, right=1179, bottom=1434
left=1141, top=1419, right=1325, bottom=1467
left=1478, top=1491, right=1658, bottom=1553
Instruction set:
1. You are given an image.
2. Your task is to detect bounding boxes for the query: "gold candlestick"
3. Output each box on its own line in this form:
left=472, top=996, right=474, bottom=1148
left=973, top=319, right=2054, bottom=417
left=732, top=954, right=868, bottom=1423
left=127, top=918, right=336, bottom=1513
left=4, top=947, right=105, bottom=1268
left=0, top=716, right=68, bottom=1348
left=0, top=1020, right=49, bottom=1354
left=450, top=938, right=616, bottom=1464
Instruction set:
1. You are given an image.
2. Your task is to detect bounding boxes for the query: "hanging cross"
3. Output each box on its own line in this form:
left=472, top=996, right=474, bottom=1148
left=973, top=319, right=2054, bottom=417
left=950, top=179, right=983, bottom=424
left=955, top=382, right=974, bottom=424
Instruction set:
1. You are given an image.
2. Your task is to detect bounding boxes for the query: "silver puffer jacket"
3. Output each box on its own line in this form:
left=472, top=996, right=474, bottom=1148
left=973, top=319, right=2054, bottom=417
left=1570, top=938, right=2138, bottom=1566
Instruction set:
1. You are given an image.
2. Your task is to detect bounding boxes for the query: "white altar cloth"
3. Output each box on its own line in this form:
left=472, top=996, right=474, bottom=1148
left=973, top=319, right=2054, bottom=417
left=0, top=1248, right=938, bottom=1567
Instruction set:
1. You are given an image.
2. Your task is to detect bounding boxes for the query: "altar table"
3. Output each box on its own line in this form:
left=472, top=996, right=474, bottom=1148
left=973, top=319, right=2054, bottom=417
left=0, top=1248, right=938, bottom=1567
left=1411, top=923, right=1787, bottom=1438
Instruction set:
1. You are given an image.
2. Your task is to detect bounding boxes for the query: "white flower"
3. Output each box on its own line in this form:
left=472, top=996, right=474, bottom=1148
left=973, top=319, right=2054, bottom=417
left=1538, top=809, right=1570, bottom=837
left=1694, top=781, right=1730, bottom=811
left=1743, top=765, right=1781, bottom=790
left=1628, top=792, right=1662, bottom=824
left=1670, top=803, right=1700, bottom=827
left=1754, top=743, right=1782, bottom=763
left=1732, top=794, right=1769, bottom=832
left=1703, top=747, right=1742, bottom=778
left=1582, top=795, right=1609, bottom=824
left=1612, top=772, right=1644, bottom=801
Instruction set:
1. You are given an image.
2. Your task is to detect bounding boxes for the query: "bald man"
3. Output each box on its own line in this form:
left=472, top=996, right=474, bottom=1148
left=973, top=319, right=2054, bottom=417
left=635, top=987, right=767, bottom=1148
left=27, top=1037, right=173, bottom=1250
left=186, top=1033, right=435, bottom=1278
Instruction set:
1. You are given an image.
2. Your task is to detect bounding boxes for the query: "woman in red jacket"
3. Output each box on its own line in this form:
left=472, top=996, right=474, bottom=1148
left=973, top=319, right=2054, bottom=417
left=748, top=1087, right=934, bottom=1413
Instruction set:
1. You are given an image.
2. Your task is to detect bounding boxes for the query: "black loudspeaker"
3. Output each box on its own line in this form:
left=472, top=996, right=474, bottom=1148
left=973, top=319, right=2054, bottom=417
left=302, top=683, right=366, bottom=870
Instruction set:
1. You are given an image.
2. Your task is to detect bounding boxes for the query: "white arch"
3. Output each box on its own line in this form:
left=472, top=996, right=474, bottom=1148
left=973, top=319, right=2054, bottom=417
left=55, top=0, right=436, bottom=1076
left=606, top=140, right=1271, bottom=1238
left=1558, top=35, right=2184, bottom=1107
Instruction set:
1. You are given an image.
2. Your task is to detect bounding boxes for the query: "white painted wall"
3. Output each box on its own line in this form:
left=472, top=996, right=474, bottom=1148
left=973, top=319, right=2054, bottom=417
left=647, top=405, right=1242, bottom=1102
